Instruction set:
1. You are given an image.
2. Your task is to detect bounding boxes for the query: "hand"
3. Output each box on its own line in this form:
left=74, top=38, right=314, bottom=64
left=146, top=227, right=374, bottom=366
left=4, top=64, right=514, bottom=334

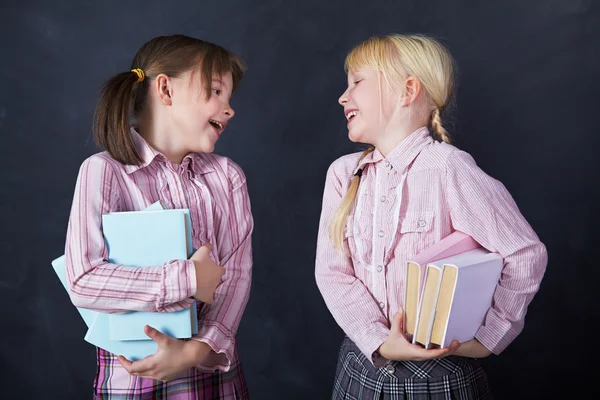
left=453, top=338, right=492, bottom=358
left=190, top=243, right=225, bottom=304
left=378, top=308, right=461, bottom=361
left=118, top=325, right=212, bottom=382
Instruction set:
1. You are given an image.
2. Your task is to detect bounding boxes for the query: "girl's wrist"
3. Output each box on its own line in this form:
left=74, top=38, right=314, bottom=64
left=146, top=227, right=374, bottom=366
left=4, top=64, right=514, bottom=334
left=454, top=339, right=492, bottom=358
left=378, top=338, right=390, bottom=360
left=185, top=340, right=211, bottom=366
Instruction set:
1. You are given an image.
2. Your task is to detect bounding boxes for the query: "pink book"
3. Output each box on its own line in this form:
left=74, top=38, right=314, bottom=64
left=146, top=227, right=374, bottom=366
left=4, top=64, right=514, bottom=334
left=404, top=231, right=480, bottom=339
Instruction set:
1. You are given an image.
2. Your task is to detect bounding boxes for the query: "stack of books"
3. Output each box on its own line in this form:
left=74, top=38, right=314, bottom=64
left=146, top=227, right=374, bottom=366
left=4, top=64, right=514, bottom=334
left=404, top=231, right=503, bottom=349
left=51, top=201, right=198, bottom=360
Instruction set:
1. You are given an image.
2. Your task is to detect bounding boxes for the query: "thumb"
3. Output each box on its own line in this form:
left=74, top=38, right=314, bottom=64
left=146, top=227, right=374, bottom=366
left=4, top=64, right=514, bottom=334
left=145, top=325, right=169, bottom=346
left=390, top=308, right=404, bottom=335
left=201, top=242, right=213, bottom=253
left=191, top=243, right=212, bottom=261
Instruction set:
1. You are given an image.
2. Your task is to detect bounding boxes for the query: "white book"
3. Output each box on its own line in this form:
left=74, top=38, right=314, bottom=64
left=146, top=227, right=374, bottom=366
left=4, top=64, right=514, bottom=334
left=412, top=262, right=444, bottom=347
left=413, top=248, right=503, bottom=349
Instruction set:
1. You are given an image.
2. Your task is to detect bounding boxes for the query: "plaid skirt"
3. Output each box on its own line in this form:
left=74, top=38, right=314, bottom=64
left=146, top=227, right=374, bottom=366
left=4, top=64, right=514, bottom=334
left=332, top=337, right=493, bottom=400
left=93, top=346, right=249, bottom=400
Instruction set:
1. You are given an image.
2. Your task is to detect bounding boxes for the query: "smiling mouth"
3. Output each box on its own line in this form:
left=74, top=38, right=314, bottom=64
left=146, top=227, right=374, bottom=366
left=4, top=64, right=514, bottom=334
left=345, top=110, right=358, bottom=121
left=209, top=119, right=225, bottom=133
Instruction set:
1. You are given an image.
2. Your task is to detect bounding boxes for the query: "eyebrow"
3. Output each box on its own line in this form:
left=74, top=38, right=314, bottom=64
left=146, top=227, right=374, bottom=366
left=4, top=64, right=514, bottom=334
left=212, top=78, right=228, bottom=88
left=347, top=72, right=361, bottom=82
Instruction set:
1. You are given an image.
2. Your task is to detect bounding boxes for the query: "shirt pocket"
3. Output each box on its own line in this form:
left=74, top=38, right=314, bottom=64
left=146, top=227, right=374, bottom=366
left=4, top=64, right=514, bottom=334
left=344, top=215, right=372, bottom=266
left=398, top=211, right=436, bottom=256
left=400, top=211, right=435, bottom=234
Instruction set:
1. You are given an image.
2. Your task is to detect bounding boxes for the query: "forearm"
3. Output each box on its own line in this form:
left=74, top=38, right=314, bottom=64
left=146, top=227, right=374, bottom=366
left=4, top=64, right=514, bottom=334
left=66, top=252, right=196, bottom=313
left=454, top=339, right=492, bottom=358
left=316, top=268, right=390, bottom=362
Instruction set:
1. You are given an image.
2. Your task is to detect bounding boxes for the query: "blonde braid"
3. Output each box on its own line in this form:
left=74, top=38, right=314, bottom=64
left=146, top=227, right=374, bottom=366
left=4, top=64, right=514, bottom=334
left=330, top=147, right=375, bottom=252
left=430, top=108, right=451, bottom=144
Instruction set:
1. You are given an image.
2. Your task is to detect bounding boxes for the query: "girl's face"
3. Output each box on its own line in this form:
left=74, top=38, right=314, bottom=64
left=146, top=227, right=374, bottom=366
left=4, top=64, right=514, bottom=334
left=339, top=67, right=430, bottom=154
left=338, top=68, right=396, bottom=146
left=166, top=69, right=235, bottom=154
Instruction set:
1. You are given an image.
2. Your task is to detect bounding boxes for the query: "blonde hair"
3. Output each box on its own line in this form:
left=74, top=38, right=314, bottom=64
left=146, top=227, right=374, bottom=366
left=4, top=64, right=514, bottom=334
left=331, top=34, right=456, bottom=252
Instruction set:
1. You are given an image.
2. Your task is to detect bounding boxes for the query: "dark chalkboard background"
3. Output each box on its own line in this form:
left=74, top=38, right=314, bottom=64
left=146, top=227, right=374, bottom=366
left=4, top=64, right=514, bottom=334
left=1, top=0, right=598, bottom=398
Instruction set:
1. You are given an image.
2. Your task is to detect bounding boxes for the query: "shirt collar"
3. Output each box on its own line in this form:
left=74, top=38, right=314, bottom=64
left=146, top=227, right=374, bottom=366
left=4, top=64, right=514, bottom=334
left=353, top=126, right=433, bottom=175
left=123, top=128, right=215, bottom=175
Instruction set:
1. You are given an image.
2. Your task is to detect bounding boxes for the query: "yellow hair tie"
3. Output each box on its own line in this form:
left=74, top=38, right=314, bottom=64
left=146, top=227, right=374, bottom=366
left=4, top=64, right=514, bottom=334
left=131, top=68, right=145, bottom=83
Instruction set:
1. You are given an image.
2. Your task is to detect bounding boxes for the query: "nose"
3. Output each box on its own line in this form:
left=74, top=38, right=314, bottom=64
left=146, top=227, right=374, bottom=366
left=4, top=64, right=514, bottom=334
left=338, top=88, right=349, bottom=106
left=223, top=104, right=235, bottom=119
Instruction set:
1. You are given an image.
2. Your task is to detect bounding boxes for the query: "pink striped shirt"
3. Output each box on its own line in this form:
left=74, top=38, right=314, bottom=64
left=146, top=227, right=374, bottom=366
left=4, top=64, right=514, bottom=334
left=65, top=129, right=253, bottom=382
left=315, top=127, right=547, bottom=365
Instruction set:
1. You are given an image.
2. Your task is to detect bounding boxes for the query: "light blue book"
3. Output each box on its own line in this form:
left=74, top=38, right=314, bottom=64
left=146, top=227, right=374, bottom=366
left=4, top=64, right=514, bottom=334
left=51, top=255, right=97, bottom=328
left=84, top=312, right=158, bottom=361
left=102, top=208, right=198, bottom=341
left=50, top=201, right=165, bottom=328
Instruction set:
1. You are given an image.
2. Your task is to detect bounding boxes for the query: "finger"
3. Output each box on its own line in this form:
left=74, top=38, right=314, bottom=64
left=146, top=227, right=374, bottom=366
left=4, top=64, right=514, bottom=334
left=411, top=345, right=451, bottom=360
left=136, top=373, right=158, bottom=380
left=447, top=340, right=461, bottom=354
left=397, top=307, right=404, bottom=333
left=118, top=355, right=133, bottom=372
left=145, top=325, right=170, bottom=346
left=127, top=358, right=157, bottom=376
left=214, top=268, right=225, bottom=286
left=427, top=348, right=452, bottom=359
left=390, top=310, right=404, bottom=335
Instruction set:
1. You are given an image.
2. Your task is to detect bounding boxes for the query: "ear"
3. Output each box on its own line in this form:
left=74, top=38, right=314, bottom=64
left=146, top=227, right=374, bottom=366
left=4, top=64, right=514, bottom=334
left=400, top=76, right=422, bottom=107
left=154, top=73, right=173, bottom=106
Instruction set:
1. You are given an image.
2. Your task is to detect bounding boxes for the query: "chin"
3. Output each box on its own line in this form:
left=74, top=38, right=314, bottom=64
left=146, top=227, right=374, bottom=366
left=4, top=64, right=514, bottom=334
left=197, top=143, right=215, bottom=153
left=348, top=129, right=364, bottom=143
left=194, top=136, right=217, bottom=153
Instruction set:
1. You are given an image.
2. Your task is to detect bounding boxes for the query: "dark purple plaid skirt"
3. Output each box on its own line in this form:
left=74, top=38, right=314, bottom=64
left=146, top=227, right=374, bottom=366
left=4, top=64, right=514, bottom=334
left=332, top=336, right=493, bottom=400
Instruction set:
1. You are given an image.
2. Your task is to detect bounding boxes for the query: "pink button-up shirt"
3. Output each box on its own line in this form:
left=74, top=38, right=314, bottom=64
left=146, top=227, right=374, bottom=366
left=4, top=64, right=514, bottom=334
left=315, top=127, right=547, bottom=364
left=65, top=129, right=253, bottom=378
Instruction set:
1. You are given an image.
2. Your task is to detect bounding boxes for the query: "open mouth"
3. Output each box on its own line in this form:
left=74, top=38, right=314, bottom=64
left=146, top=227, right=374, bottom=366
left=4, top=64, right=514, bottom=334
left=209, top=119, right=225, bottom=134
left=345, top=109, right=358, bottom=122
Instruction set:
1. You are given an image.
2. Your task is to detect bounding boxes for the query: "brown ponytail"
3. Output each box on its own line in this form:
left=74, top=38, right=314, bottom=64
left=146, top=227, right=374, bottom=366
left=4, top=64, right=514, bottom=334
left=93, top=71, right=144, bottom=165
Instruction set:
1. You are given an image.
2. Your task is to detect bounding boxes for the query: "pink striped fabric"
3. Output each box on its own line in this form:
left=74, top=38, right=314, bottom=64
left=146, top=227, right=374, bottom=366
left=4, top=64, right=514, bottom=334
left=65, top=128, right=253, bottom=397
left=315, top=127, right=547, bottom=365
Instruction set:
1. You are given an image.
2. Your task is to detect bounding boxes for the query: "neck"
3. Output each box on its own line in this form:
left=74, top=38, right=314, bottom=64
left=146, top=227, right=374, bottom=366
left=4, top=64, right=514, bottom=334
left=136, top=112, right=187, bottom=164
left=376, top=119, right=427, bottom=157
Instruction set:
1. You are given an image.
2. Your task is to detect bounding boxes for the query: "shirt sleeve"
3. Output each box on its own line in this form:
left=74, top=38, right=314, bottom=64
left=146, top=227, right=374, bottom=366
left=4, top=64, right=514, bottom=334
left=192, top=162, right=254, bottom=372
left=314, top=163, right=390, bottom=367
left=444, top=149, right=548, bottom=354
left=65, top=155, right=196, bottom=313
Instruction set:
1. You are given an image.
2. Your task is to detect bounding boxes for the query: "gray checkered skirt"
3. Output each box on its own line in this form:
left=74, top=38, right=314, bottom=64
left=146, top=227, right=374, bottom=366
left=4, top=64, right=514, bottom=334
left=332, top=336, right=493, bottom=400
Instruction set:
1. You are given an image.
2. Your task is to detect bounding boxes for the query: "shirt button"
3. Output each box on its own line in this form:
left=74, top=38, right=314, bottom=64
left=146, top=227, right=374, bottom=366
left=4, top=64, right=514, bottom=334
left=379, top=302, right=385, bottom=309
left=385, top=364, right=395, bottom=374
left=376, top=265, right=383, bottom=272
left=378, top=230, right=385, bottom=238
left=383, top=161, right=390, bottom=168
left=418, top=219, right=427, bottom=228
left=380, top=195, right=386, bottom=202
